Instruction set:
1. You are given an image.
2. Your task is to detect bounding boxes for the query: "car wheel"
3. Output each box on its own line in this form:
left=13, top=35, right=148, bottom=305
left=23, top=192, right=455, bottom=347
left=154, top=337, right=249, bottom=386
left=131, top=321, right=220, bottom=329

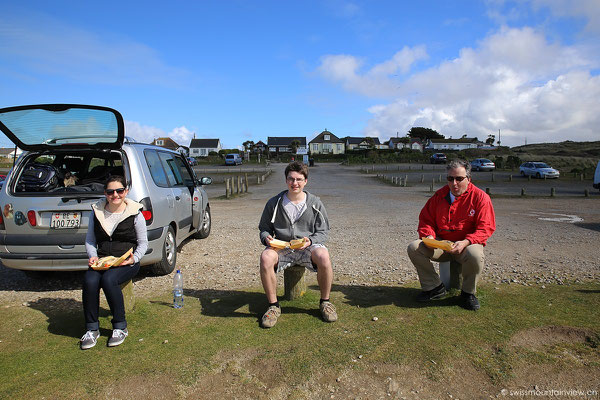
left=521, top=171, right=525, bottom=176
left=193, top=205, right=211, bottom=239
left=150, top=226, right=177, bottom=276
left=536, top=172, right=541, bottom=179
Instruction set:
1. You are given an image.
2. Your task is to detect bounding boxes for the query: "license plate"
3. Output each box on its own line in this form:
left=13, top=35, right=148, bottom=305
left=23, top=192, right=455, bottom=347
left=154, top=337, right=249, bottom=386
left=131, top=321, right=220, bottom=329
left=50, top=212, right=81, bottom=229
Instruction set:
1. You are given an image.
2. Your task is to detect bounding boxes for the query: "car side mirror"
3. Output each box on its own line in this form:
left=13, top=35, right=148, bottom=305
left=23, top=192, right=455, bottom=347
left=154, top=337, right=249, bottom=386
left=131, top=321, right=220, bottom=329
left=199, top=177, right=212, bottom=186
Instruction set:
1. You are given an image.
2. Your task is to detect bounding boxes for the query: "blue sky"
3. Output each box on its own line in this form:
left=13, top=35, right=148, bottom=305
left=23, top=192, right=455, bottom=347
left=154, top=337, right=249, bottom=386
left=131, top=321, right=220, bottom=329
left=1, top=0, right=599, bottom=149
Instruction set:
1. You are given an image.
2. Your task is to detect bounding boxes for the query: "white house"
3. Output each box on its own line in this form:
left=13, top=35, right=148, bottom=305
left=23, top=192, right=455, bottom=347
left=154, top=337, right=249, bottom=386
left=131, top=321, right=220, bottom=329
left=426, top=136, right=480, bottom=151
left=189, top=139, right=222, bottom=157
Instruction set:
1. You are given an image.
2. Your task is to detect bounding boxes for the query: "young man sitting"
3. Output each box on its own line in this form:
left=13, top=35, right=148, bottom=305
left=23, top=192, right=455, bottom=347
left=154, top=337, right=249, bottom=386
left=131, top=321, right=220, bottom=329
left=258, top=161, right=337, bottom=328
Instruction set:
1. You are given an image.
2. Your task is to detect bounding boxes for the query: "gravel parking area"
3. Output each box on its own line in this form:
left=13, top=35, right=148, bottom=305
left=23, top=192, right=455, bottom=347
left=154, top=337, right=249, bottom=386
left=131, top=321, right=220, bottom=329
left=1, top=162, right=599, bottom=306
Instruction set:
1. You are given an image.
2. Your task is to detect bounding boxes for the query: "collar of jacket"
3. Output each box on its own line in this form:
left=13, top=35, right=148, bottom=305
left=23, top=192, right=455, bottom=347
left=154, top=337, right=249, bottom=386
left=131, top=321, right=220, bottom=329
left=91, top=198, right=143, bottom=235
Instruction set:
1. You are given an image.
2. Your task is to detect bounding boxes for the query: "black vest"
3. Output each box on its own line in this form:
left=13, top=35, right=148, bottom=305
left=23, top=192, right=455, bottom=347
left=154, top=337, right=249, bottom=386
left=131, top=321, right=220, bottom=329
left=94, top=214, right=138, bottom=258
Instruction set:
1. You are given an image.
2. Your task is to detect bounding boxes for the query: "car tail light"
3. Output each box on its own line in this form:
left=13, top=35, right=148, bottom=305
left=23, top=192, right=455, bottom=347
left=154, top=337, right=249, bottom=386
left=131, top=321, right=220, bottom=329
left=139, top=197, right=153, bottom=226
left=27, top=210, right=37, bottom=226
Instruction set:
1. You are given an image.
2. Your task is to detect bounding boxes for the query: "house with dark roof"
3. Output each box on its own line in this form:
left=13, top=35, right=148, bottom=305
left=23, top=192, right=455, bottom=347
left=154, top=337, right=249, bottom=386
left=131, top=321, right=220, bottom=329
left=425, top=136, right=481, bottom=151
left=342, top=137, right=384, bottom=151
left=267, top=137, right=307, bottom=155
left=0, top=147, right=22, bottom=159
left=388, top=137, right=424, bottom=152
left=308, top=130, right=345, bottom=155
left=189, top=139, right=222, bottom=157
left=253, top=140, right=267, bottom=154
left=151, top=137, right=188, bottom=155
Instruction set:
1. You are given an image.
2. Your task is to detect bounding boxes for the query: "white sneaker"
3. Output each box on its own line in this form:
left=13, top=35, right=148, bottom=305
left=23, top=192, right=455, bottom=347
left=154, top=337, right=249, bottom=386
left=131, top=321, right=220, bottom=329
left=107, top=328, right=128, bottom=347
left=80, top=330, right=100, bottom=350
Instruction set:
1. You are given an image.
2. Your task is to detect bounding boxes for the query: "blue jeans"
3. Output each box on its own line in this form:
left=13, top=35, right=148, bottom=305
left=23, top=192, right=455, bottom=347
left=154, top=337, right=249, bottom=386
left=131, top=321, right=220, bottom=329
left=82, top=263, right=140, bottom=331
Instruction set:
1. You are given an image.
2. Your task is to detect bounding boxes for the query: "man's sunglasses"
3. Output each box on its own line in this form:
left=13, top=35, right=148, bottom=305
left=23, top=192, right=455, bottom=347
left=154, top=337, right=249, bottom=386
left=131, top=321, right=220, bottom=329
left=446, top=176, right=467, bottom=182
left=105, top=188, right=126, bottom=195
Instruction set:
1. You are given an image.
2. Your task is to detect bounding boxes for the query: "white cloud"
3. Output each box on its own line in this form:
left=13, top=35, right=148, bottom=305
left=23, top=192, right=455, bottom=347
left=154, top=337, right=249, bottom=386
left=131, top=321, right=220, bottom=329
left=124, top=121, right=196, bottom=147
left=319, top=27, right=599, bottom=146
left=531, top=0, right=600, bottom=33
left=317, top=46, right=428, bottom=97
left=0, top=13, right=191, bottom=88
left=167, top=126, right=195, bottom=147
left=124, top=121, right=165, bottom=144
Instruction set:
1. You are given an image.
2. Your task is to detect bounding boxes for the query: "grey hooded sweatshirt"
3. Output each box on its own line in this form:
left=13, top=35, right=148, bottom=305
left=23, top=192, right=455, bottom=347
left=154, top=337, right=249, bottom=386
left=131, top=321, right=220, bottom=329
left=259, top=190, right=329, bottom=246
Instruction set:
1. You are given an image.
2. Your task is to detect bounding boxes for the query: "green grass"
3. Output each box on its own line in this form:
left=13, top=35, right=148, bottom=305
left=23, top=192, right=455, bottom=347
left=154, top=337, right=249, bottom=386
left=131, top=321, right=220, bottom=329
left=0, top=282, right=598, bottom=398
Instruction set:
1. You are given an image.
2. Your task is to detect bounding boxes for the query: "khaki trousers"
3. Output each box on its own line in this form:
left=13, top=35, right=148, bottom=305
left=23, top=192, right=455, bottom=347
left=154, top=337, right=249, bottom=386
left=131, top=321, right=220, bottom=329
left=407, top=239, right=485, bottom=294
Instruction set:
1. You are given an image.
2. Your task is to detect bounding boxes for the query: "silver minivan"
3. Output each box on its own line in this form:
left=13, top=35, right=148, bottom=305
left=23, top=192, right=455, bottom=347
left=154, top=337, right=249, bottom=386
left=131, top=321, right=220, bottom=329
left=0, top=104, right=212, bottom=275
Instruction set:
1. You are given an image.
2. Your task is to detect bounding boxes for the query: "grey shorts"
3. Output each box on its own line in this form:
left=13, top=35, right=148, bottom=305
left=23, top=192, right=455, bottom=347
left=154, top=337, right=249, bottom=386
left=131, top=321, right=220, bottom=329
left=272, top=244, right=326, bottom=273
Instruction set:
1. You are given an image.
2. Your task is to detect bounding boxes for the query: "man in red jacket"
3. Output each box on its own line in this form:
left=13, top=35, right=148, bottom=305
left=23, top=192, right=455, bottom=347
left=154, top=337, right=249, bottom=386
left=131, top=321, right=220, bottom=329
left=407, top=159, right=496, bottom=310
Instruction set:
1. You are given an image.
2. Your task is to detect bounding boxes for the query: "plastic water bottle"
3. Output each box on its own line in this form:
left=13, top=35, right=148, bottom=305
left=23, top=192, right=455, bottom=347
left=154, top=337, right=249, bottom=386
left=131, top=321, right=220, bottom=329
left=173, top=269, right=183, bottom=308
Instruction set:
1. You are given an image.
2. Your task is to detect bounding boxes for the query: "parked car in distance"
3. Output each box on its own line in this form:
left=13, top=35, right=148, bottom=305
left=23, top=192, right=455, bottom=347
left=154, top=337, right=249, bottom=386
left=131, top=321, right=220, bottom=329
left=519, top=162, right=560, bottom=179
left=187, top=157, right=197, bottom=166
left=225, top=153, right=242, bottom=166
left=471, top=158, right=495, bottom=172
left=0, top=104, right=213, bottom=276
left=430, top=153, right=447, bottom=164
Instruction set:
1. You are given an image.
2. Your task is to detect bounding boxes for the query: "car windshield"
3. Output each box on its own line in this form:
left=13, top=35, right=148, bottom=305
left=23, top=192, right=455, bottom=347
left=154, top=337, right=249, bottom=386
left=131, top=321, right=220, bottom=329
left=481, top=159, right=492, bottom=163
left=533, top=163, right=550, bottom=168
left=0, top=105, right=121, bottom=149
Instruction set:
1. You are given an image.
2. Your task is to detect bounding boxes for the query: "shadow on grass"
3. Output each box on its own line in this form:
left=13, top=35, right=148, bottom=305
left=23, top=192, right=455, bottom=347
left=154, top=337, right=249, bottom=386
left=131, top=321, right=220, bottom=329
left=328, top=284, right=463, bottom=309
left=27, top=297, right=111, bottom=339
left=576, top=289, right=600, bottom=294
left=184, top=288, right=265, bottom=319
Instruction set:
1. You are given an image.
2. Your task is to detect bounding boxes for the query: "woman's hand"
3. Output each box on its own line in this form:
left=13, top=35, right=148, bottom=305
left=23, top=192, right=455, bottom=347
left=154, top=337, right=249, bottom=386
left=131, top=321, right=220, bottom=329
left=120, top=254, right=135, bottom=266
left=88, top=257, right=98, bottom=267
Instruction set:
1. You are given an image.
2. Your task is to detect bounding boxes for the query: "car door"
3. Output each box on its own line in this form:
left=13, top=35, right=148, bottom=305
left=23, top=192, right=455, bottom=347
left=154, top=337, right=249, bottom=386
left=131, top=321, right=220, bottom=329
left=157, top=152, right=193, bottom=234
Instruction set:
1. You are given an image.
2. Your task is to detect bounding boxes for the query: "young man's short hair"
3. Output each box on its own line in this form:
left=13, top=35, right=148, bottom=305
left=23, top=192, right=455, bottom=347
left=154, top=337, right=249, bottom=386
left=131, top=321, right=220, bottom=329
left=284, top=161, right=309, bottom=179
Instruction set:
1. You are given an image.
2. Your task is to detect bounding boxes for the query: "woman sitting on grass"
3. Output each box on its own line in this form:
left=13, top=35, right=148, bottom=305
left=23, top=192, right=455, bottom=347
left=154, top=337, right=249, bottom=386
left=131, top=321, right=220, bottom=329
left=80, top=175, right=148, bottom=350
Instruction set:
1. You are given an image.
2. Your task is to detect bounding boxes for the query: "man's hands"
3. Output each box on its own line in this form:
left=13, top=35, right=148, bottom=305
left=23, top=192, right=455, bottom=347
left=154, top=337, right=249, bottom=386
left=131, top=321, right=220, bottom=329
left=265, top=235, right=311, bottom=249
left=450, top=239, right=470, bottom=254
left=265, top=235, right=274, bottom=247
left=88, top=257, right=98, bottom=267
left=298, top=236, right=311, bottom=250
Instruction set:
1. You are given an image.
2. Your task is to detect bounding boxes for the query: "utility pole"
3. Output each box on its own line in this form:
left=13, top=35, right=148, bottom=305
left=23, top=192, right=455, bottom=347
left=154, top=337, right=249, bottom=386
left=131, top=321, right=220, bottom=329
left=497, top=129, right=501, bottom=147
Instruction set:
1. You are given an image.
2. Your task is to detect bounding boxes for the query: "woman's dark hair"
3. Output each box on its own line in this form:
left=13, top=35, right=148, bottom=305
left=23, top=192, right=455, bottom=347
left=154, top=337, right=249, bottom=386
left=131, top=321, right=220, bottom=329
left=284, top=161, right=309, bottom=179
left=104, top=175, right=127, bottom=190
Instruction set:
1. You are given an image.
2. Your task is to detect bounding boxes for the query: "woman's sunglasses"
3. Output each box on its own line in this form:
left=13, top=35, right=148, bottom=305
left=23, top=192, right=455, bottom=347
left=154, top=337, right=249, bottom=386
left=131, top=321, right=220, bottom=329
left=105, top=188, right=126, bottom=195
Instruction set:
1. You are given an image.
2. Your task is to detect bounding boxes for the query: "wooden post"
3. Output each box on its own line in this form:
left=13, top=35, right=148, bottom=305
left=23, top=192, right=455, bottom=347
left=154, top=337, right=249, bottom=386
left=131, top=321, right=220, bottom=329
left=584, top=189, right=589, bottom=197
left=486, top=187, right=490, bottom=195
left=226, top=178, right=231, bottom=198
left=521, top=187, right=526, bottom=196
left=404, top=175, right=408, bottom=187
left=509, top=174, right=512, bottom=182
left=420, top=174, right=424, bottom=183
left=236, top=176, right=241, bottom=194
left=438, top=174, right=442, bottom=183
left=449, top=261, right=462, bottom=290
left=245, top=173, right=249, bottom=192
left=491, top=173, right=495, bottom=182
left=284, top=265, right=306, bottom=300
left=120, top=279, right=135, bottom=313
left=550, top=187, right=555, bottom=197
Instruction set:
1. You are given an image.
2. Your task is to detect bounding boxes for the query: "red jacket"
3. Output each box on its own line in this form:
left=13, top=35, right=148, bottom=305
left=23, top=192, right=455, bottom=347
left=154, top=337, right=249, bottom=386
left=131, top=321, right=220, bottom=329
left=418, top=182, right=496, bottom=245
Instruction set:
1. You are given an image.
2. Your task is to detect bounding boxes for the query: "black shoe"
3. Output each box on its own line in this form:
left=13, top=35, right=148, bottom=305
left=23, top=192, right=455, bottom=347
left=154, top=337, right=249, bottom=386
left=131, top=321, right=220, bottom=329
left=461, top=291, right=480, bottom=311
left=416, top=283, right=447, bottom=302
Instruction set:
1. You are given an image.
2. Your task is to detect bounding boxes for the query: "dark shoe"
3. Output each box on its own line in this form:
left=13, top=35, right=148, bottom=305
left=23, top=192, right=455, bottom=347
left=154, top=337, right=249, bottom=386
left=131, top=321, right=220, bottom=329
left=107, top=328, right=128, bottom=347
left=461, top=291, right=480, bottom=311
left=416, top=283, right=447, bottom=302
left=80, top=330, right=100, bottom=350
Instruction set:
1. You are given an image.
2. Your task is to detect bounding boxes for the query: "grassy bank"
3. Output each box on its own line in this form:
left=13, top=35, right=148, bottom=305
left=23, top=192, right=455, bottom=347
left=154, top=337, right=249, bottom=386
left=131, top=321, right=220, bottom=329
left=1, top=282, right=599, bottom=398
